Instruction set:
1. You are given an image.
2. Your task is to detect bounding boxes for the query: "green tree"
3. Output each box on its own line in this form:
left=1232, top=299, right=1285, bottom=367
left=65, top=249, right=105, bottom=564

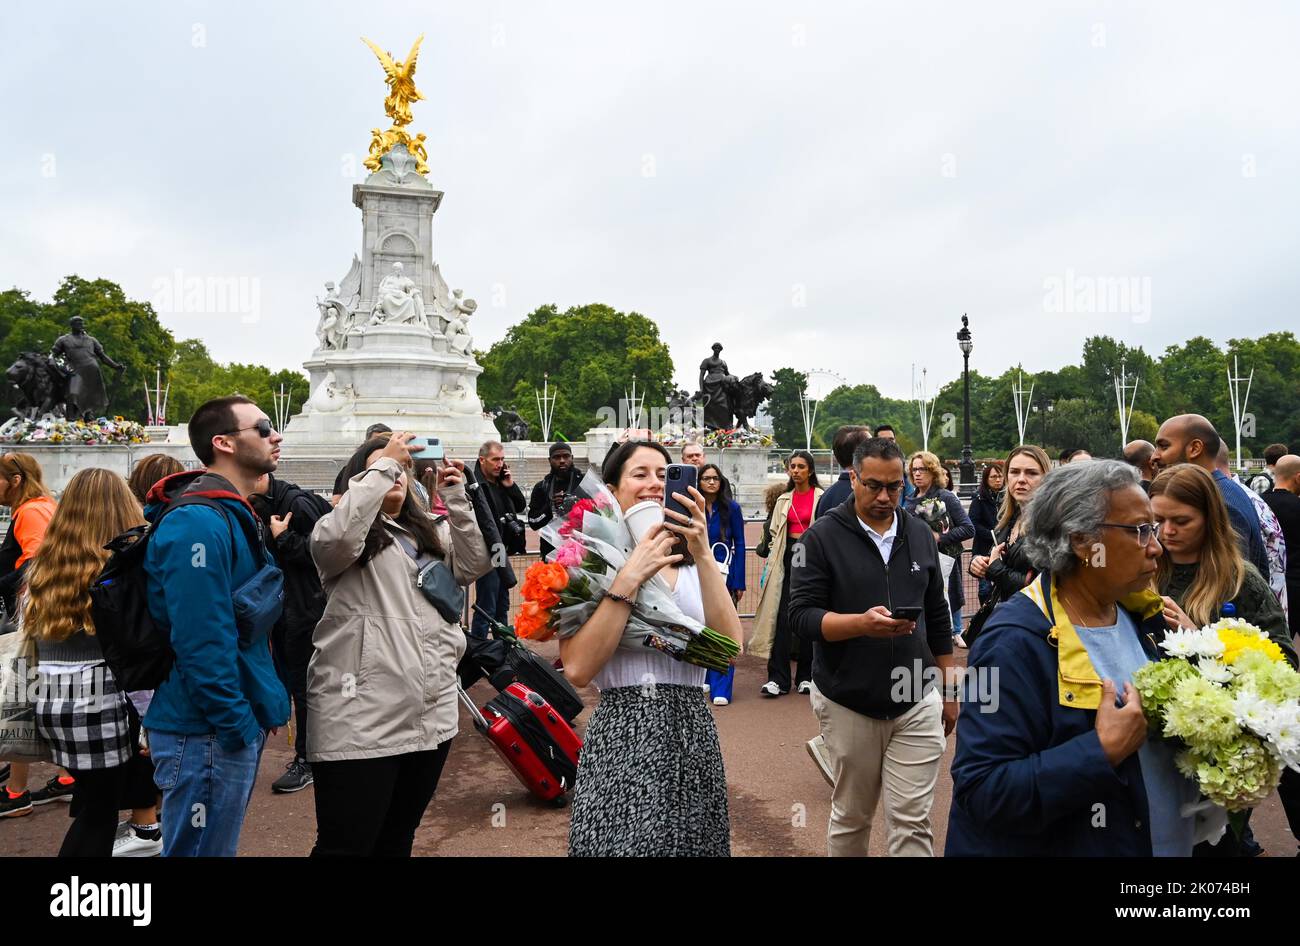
left=477, top=303, right=675, bottom=439
left=768, top=367, right=809, bottom=448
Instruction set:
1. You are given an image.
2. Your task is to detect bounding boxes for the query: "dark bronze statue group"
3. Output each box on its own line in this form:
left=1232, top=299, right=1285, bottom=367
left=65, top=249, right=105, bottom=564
left=5, top=317, right=125, bottom=422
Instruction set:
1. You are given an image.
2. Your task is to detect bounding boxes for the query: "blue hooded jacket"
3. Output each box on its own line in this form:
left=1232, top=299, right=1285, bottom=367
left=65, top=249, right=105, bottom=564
left=946, top=572, right=1168, bottom=857
left=142, top=470, right=290, bottom=751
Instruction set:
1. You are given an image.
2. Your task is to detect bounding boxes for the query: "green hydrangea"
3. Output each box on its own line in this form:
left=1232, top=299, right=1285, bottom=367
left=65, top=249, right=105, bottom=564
left=1133, top=659, right=1197, bottom=726
left=1232, top=650, right=1300, bottom=704
left=1163, top=675, right=1239, bottom=748
left=1175, top=738, right=1281, bottom=811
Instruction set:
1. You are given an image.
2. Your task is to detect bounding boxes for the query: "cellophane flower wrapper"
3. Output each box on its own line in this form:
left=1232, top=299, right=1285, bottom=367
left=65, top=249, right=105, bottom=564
left=534, top=468, right=739, bottom=672
left=1132, top=617, right=1300, bottom=812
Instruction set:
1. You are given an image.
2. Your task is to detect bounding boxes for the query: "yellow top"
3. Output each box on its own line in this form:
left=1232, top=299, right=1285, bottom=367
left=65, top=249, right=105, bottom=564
left=1019, top=575, right=1163, bottom=710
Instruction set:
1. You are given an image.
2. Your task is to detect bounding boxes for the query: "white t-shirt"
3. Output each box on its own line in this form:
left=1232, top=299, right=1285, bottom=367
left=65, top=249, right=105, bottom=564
left=592, top=564, right=707, bottom=691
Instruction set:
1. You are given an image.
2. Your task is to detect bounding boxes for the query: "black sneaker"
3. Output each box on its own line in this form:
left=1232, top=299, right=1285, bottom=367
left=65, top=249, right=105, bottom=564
left=271, top=758, right=313, bottom=794
left=30, top=776, right=75, bottom=805
left=0, top=789, right=32, bottom=818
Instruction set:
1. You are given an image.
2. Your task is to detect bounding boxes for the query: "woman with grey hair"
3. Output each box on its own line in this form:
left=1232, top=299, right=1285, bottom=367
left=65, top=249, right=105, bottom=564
left=946, top=460, right=1205, bottom=857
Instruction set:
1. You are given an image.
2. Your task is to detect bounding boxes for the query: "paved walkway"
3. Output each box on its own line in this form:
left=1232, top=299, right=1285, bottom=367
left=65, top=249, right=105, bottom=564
left=4, top=635, right=1294, bottom=856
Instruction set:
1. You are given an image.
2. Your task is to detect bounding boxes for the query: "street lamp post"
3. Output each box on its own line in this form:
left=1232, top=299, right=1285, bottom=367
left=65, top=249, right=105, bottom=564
left=957, top=314, right=974, bottom=498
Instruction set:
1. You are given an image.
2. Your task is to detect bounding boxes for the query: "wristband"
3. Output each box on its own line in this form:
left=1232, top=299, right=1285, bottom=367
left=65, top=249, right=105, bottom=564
left=605, top=591, right=635, bottom=607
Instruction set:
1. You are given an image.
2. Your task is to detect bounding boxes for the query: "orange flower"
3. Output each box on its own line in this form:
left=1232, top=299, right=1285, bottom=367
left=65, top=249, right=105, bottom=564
left=536, top=562, right=570, bottom=592
left=515, top=600, right=554, bottom=641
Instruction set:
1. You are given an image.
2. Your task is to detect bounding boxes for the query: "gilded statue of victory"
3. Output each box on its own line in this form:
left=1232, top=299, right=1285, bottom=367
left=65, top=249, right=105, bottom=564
left=362, top=34, right=430, bottom=176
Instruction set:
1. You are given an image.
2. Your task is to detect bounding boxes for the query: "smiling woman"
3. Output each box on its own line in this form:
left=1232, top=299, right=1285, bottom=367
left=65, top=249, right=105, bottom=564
left=560, top=440, right=743, bottom=857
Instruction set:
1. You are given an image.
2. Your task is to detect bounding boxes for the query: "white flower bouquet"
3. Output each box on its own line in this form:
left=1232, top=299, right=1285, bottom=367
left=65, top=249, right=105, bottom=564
left=1132, top=618, right=1300, bottom=813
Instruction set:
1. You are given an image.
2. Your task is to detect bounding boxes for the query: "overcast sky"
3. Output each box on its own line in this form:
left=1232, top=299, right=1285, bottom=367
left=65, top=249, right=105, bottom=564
left=2, top=1, right=1297, bottom=401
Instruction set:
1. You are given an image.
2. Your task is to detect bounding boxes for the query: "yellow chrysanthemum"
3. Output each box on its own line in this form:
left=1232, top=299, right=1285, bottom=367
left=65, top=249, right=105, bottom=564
left=1217, top=626, right=1284, bottom=665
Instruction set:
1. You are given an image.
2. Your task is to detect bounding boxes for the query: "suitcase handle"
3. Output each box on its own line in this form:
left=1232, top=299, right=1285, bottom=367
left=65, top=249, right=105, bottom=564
left=456, top=683, right=491, bottom=735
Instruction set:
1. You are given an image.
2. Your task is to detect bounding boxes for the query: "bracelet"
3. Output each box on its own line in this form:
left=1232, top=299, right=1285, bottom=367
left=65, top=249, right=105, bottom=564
left=605, top=591, right=635, bottom=607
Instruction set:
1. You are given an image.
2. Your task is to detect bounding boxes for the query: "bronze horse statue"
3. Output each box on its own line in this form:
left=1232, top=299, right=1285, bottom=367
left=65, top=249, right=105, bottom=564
left=6, top=352, right=75, bottom=421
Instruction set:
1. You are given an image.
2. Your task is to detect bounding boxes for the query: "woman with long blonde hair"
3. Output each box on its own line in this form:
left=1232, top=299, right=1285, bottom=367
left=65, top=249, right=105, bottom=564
left=1150, top=464, right=1293, bottom=659
left=970, top=445, right=1051, bottom=599
left=24, top=469, right=159, bottom=855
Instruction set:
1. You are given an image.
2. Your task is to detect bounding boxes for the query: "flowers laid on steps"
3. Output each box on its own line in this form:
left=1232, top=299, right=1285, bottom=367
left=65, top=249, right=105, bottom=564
left=0, top=416, right=150, bottom=445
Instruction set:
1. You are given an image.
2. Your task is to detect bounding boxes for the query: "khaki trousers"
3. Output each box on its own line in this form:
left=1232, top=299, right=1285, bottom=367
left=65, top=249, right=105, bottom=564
left=810, top=683, right=945, bottom=857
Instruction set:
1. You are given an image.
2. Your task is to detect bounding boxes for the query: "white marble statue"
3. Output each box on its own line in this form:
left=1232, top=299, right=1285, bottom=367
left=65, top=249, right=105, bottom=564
left=445, top=289, right=477, bottom=356
left=369, top=262, right=427, bottom=326
left=314, top=256, right=363, bottom=350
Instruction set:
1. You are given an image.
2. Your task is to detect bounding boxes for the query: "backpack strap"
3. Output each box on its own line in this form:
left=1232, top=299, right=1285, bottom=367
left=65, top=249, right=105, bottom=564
left=156, top=495, right=266, bottom=567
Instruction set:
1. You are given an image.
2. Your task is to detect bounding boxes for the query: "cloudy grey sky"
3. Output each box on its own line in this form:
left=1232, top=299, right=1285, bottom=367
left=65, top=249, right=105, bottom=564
left=2, top=1, right=1297, bottom=401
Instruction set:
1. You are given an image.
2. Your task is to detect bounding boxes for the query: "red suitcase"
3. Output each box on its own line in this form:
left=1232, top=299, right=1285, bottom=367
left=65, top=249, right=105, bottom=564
left=458, top=682, right=582, bottom=805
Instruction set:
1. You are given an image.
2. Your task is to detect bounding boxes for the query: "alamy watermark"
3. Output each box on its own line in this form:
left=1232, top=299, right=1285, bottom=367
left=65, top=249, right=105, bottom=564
left=1043, top=269, right=1151, bottom=323
left=151, top=269, right=262, bottom=324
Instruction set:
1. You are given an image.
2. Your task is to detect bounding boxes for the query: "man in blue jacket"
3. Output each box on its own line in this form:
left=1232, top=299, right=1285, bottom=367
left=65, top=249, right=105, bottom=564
left=144, top=395, right=290, bottom=857
left=1152, top=414, right=1269, bottom=578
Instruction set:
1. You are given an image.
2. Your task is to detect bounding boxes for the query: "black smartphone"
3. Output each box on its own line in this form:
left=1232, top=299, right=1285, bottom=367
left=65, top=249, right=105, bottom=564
left=665, top=463, right=698, bottom=522
left=889, top=606, right=923, bottom=622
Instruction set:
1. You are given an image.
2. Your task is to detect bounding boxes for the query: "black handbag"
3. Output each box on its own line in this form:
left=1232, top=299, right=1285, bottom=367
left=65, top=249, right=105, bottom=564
left=394, top=532, right=465, bottom=624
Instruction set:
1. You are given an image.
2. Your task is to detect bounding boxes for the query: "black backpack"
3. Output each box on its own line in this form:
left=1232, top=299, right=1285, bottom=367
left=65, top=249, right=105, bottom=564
left=89, top=495, right=272, bottom=691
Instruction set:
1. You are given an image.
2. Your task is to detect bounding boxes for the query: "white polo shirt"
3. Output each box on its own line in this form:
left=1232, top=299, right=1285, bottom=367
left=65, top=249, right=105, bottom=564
left=858, top=510, right=898, bottom=560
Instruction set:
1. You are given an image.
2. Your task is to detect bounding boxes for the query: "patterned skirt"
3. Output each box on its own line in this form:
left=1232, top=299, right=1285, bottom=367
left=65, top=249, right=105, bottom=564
left=568, top=683, right=730, bottom=857
left=33, top=663, right=134, bottom=771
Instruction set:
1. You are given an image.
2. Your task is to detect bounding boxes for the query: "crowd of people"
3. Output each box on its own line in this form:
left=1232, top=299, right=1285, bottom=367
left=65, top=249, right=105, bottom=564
left=2, top=394, right=1298, bottom=859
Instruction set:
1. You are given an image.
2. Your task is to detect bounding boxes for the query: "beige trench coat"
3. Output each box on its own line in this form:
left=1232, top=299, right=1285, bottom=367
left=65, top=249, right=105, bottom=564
left=306, top=457, right=492, bottom=762
left=749, top=486, right=822, bottom=659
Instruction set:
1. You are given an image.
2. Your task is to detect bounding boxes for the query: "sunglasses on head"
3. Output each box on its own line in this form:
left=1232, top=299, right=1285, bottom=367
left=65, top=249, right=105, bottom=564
left=223, top=419, right=275, bottom=438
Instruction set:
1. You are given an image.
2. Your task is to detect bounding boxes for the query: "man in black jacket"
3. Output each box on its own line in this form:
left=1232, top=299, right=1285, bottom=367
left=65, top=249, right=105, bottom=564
left=789, top=437, right=958, bottom=857
left=471, top=441, right=526, bottom=638
left=250, top=473, right=331, bottom=793
left=815, top=424, right=870, bottom=519
left=527, top=441, right=580, bottom=560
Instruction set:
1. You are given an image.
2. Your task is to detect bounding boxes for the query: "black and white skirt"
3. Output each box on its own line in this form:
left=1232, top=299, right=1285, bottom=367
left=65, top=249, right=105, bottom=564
left=568, top=683, right=730, bottom=857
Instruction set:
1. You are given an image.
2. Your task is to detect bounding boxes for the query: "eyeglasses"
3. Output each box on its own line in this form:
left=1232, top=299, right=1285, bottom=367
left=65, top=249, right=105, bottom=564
left=223, top=419, right=275, bottom=438
left=700, top=475, right=721, bottom=483
left=857, top=479, right=905, bottom=496
left=1101, top=522, right=1162, bottom=546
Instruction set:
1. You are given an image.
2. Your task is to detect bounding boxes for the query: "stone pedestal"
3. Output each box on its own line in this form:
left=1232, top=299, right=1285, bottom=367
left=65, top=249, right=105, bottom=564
left=281, top=146, right=497, bottom=457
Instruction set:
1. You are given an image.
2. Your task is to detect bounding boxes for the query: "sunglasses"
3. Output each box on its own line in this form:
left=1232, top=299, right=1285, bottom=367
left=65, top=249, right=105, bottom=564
left=223, top=419, right=275, bottom=438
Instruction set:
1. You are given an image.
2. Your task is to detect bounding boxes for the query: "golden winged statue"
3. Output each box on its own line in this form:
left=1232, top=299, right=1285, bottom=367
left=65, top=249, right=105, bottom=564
left=362, top=34, right=425, bottom=127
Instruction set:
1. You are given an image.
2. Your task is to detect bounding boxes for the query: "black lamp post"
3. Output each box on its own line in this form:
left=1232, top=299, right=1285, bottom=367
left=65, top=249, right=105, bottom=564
left=957, top=314, right=974, bottom=497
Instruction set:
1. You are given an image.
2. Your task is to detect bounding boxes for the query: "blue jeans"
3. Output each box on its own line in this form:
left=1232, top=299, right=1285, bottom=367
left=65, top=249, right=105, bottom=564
left=148, top=729, right=267, bottom=857
left=471, top=569, right=511, bottom=640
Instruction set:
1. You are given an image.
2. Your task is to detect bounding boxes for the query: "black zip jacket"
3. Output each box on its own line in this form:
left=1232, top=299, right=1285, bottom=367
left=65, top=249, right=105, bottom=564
left=789, top=497, right=953, bottom=720
left=984, top=516, right=1035, bottom=600
left=474, top=460, right=527, bottom=556
left=250, top=474, right=329, bottom=637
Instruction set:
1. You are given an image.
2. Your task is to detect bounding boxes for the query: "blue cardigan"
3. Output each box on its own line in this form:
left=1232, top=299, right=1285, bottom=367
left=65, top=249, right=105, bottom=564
left=706, top=499, right=747, bottom=592
left=946, top=573, right=1168, bottom=857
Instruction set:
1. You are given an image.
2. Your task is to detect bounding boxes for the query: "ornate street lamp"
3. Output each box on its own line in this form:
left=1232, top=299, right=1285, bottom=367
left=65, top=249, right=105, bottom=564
left=956, top=314, right=974, bottom=497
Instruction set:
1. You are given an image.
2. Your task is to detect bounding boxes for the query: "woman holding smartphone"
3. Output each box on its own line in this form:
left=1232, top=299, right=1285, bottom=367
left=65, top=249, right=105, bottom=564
left=562, top=441, right=743, bottom=856
left=308, top=432, right=491, bottom=857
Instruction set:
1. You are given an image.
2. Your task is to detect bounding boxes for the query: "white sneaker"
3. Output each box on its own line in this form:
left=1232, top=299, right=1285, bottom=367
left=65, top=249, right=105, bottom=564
left=712, top=696, right=730, bottom=706
left=954, top=634, right=968, bottom=649
left=759, top=681, right=781, bottom=698
left=806, top=735, right=834, bottom=788
left=797, top=681, right=812, bottom=694
left=113, top=824, right=162, bottom=858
